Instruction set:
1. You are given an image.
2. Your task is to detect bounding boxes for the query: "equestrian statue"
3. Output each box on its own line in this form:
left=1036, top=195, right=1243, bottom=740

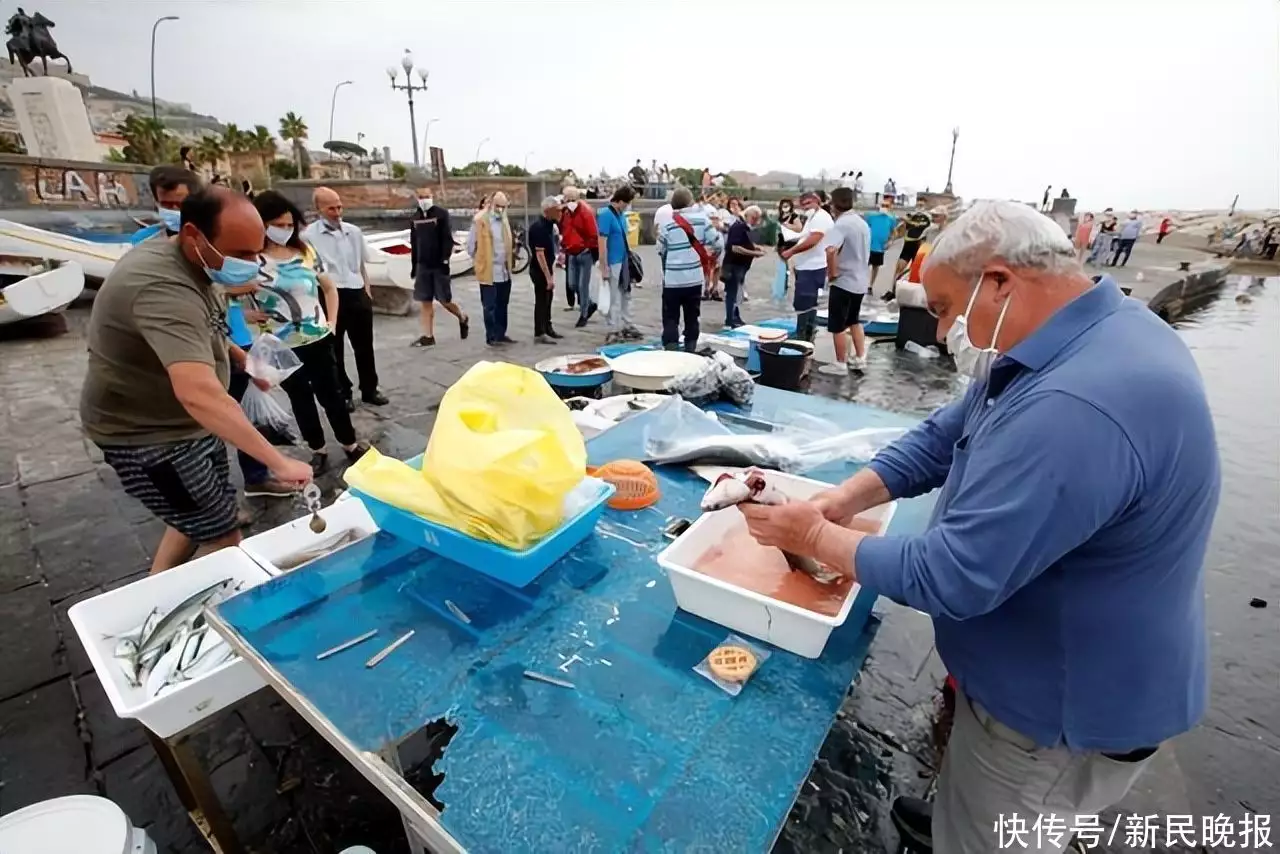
left=6, top=7, right=73, bottom=76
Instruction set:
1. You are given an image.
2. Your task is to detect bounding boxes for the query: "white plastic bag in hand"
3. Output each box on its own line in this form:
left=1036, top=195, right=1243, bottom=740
left=245, top=333, right=302, bottom=387
left=597, top=275, right=612, bottom=315
left=241, top=384, right=299, bottom=446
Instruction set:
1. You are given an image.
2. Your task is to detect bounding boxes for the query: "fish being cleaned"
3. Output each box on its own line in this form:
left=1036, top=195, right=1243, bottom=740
left=646, top=433, right=804, bottom=471
left=699, top=470, right=844, bottom=585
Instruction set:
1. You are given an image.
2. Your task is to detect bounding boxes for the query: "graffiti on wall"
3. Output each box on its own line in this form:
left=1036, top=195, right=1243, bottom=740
left=32, top=167, right=148, bottom=207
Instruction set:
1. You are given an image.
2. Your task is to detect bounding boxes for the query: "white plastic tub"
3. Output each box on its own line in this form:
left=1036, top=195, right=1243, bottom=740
left=240, top=497, right=378, bottom=576
left=67, top=549, right=270, bottom=738
left=657, top=471, right=896, bottom=658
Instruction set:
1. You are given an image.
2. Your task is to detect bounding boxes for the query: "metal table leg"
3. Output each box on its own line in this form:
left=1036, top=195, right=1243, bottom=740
left=147, top=730, right=247, bottom=854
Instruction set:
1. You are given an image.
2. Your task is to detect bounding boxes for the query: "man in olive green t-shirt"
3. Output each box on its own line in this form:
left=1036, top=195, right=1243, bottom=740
left=81, top=187, right=312, bottom=573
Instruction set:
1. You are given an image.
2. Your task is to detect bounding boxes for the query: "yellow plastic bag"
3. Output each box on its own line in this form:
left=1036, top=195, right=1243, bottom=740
left=344, top=361, right=586, bottom=549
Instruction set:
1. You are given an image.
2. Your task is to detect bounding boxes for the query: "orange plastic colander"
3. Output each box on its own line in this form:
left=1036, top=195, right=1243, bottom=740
left=587, top=459, right=661, bottom=510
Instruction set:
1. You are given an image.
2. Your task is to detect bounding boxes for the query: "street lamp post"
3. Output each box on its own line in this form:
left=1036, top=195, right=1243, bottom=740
left=421, top=117, right=440, bottom=171
left=475, top=137, right=489, bottom=163
left=328, top=79, right=353, bottom=161
left=387, top=49, right=428, bottom=168
left=523, top=150, right=534, bottom=171
left=944, top=126, right=959, bottom=195
left=149, top=15, right=179, bottom=122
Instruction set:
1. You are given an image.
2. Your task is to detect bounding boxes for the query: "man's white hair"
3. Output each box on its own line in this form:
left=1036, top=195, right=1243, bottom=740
left=541, top=195, right=561, bottom=212
left=925, top=199, right=1079, bottom=277
left=743, top=204, right=763, bottom=220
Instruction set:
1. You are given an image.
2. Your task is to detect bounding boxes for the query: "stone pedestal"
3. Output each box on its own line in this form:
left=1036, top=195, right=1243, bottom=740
left=7, top=75, right=97, bottom=160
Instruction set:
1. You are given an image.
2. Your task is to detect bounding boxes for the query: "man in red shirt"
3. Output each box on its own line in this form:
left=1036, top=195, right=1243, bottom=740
left=1157, top=217, right=1173, bottom=244
left=559, top=186, right=599, bottom=327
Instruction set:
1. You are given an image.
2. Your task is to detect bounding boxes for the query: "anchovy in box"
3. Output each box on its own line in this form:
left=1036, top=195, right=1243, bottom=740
left=699, top=470, right=844, bottom=585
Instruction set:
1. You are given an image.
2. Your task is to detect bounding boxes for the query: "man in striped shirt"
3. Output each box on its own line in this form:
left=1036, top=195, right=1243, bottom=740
left=657, top=186, right=723, bottom=351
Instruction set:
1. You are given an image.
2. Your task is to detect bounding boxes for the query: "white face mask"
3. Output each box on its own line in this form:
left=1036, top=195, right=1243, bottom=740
left=418, top=197, right=433, bottom=211
left=265, top=224, right=294, bottom=246
left=946, top=274, right=1012, bottom=383
left=566, top=201, right=578, bottom=211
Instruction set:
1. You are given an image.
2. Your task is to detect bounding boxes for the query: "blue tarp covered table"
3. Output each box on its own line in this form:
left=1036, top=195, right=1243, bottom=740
left=209, top=386, right=936, bottom=853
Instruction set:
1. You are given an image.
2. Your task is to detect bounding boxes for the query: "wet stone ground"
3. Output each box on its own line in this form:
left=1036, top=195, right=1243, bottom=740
left=0, top=245, right=1273, bottom=853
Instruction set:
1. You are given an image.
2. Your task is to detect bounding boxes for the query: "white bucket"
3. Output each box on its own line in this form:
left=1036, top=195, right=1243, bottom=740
left=0, top=795, right=156, bottom=854
left=657, top=471, right=896, bottom=658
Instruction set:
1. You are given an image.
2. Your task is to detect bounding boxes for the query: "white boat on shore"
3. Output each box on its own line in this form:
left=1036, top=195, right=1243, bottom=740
left=0, top=257, right=85, bottom=325
left=0, top=220, right=127, bottom=284
left=364, top=228, right=474, bottom=284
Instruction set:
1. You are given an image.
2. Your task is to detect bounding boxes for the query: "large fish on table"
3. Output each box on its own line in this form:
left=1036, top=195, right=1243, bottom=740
left=646, top=433, right=804, bottom=471
left=699, top=469, right=844, bottom=585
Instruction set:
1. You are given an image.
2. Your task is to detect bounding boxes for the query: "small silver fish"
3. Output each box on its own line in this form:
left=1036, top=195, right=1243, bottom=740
left=276, top=527, right=369, bottom=571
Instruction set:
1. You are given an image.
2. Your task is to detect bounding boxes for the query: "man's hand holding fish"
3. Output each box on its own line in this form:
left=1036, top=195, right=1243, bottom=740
left=738, top=500, right=863, bottom=582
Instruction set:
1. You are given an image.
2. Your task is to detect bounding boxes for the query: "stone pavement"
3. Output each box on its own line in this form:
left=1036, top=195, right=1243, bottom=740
left=0, top=243, right=1190, bottom=852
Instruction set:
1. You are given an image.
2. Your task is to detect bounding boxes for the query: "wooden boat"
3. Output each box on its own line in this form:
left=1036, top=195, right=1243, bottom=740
left=0, top=257, right=85, bottom=325
left=0, top=220, right=127, bottom=285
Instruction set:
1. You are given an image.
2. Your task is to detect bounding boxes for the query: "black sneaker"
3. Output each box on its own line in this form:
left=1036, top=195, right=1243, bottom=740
left=411, top=336, right=436, bottom=347
left=499, top=336, right=517, bottom=344
left=587, top=302, right=598, bottom=319
left=575, top=317, right=588, bottom=328
left=343, top=441, right=371, bottom=462
left=459, top=316, right=470, bottom=340
left=547, top=328, right=564, bottom=339
left=622, top=327, right=644, bottom=340
left=535, top=334, right=554, bottom=344
left=890, top=796, right=933, bottom=851
left=344, top=398, right=355, bottom=413
left=310, top=452, right=329, bottom=476
left=362, top=391, right=390, bottom=406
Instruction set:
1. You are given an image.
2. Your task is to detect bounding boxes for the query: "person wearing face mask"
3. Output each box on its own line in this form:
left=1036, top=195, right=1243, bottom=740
left=596, top=185, right=642, bottom=344
left=130, top=165, right=201, bottom=244
left=466, top=191, right=517, bottom=346
left=80, top=187, right=314, bottom=574
left=779, top=191, right=834, bottom=342
left=559, top=186, right=599, bottom=327
left=733, top=200, right=1219, bottom=854
left=248, top=191, right=369, bottom=475
left=409, top=187, right=469, bottom=347
left=302, top=187, right=390, bottom=411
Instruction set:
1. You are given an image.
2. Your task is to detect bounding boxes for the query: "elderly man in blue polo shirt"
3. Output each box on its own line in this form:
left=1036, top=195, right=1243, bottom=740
left=739, top=200, right=1220, bottom=853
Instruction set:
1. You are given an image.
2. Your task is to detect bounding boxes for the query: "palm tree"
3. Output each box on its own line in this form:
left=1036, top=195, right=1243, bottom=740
left=250, top=124, right=275, bottom=155
left=194, top=135, right=225, bottom=173
left=221, top=123, right=248, bottom=154
left=278, top=112, right=309, bottom=178
left=118, top=114, right=174, bottom=165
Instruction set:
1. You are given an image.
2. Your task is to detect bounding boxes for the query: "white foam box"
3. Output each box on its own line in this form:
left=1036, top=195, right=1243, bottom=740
left=240, top=497, right=378, bottom=576
left=67, top=549, right=270, bottom=738
left=657, top=471, right=896, bottom=658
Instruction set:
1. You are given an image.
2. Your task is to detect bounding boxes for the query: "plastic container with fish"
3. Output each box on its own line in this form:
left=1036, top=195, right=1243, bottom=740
left=240, top=497, right=379, bottom=575
left=534, top=353, right=614, bottom=390
left=350, top=454, right=616, bottom=588
left=657, top=470, right=896, bottom=658
left=66, top=549, right=270, bottom=737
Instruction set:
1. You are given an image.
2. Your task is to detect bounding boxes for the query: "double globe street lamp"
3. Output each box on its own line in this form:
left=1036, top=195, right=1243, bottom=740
left=387, top=49, right=428, bottom=168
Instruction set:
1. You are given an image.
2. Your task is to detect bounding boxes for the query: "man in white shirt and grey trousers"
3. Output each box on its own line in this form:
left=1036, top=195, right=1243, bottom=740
left=303, top=186, right=389, bottom=411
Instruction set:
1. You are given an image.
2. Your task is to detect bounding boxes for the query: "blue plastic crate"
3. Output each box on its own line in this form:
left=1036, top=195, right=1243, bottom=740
left=349, top=455, right=616, bottom=588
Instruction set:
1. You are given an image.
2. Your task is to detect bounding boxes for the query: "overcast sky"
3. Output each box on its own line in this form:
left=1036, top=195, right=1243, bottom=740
left=47, top=0, right=1280, bottom=211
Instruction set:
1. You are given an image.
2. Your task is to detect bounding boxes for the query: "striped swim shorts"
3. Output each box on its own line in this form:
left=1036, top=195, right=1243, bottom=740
left=99, top=434, right=239, bottom=544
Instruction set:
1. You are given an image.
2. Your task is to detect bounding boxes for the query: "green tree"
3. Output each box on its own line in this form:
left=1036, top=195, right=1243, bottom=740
left=104, top=147, right=127, bottom=163
left=221, top=123, right=248, bottom=153
left=671, top=167, right=737, bottom=192
left=0, top=134, right=26, bottom=154
left=278, top=112, right=309, bottom=178
left=497, top=164, right=530, bottom=177
left=449, top=160, right=495, bottom=177
left=194, top=135, right=225, bottom=172
left=117, top=114, right=175, bottom=165
left=269, top=158, right=299, bottom=180
left=249, top=125, right=275, bottom=155
left=391, top=162, right=408, bottom=179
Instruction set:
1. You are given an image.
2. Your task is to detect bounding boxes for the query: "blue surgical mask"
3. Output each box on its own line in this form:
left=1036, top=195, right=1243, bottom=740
left=157, top=207, right=181, bottom=233
left=194, top=238, right=260, bottom=286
